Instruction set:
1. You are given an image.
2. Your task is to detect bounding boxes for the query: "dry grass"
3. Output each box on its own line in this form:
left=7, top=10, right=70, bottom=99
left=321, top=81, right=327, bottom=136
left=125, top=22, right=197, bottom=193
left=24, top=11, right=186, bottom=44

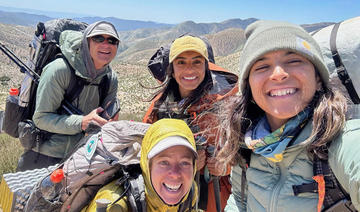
left=0, top=90, right=23, bottom=178
left=0, top=135, right=24, bottom=177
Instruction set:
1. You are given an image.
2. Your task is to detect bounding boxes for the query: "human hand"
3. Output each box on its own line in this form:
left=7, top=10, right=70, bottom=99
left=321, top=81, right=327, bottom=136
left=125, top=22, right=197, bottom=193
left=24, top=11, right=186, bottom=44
left=206, top=157, right=227, bottom=176
left=81, top=107, right=108, bottom=131
left=196, top=149, right=206, bottom=171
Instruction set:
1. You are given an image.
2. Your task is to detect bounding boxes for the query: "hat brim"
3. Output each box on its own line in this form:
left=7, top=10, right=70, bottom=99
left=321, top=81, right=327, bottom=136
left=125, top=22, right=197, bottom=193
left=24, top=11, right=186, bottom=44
left=148, top=136, right=197, bottom=159
left=170, top=48, right=208, bottom=63
left=86, top=31, right=120, bottom=41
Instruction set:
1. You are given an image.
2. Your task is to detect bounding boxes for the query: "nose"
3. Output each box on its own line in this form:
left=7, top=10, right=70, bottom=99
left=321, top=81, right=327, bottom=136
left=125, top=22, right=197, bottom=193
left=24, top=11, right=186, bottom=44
left=168, top=165, right=181, bottom=178
left=183, top=62, right=196, bottom=72
left=269, top=65, right=289, bottom=81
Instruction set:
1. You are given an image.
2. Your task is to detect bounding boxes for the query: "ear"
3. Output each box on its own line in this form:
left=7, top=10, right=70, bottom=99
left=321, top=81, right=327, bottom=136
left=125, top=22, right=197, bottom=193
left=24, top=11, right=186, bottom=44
left=316, top=75, right=322, bottom=91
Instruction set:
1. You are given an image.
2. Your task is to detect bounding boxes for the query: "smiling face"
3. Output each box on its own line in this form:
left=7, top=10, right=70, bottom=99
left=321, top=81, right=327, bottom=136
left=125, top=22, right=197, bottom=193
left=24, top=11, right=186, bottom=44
left=172, top=51, right=206, bottom=98
left=248, top=50, right=321, bottom=131
left=150, top=145, right=194, bottom=205
left=88, top=34, right=118, bottom=69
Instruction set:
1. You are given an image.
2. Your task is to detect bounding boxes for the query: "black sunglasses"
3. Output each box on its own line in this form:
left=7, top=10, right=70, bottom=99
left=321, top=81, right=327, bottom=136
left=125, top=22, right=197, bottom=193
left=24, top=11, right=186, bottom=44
left=91, top=35, right=119, bottom=45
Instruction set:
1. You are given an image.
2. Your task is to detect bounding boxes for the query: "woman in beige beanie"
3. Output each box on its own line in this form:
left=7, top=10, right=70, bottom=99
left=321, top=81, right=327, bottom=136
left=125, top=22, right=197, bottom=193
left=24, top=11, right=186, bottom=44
left=217, top=20, right=360, bottom=212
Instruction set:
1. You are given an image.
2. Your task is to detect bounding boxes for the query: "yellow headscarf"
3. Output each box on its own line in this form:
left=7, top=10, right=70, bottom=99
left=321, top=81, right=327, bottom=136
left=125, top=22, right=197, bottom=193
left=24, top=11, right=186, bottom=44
left=140, top=118, right=198, bottom=212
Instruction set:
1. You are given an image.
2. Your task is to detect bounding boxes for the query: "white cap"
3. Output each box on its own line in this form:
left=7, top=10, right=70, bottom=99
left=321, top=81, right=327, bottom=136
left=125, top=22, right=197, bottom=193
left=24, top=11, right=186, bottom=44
left=147, top=136, right=197, bottom=159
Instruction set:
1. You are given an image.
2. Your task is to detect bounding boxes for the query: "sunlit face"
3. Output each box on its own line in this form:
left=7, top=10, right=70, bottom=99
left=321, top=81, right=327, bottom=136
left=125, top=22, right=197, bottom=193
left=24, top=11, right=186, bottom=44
left=172, top=51, right=206, bottom=98
left=248, top=50, right=321, bottom=131
left=88, top=34, right=118, bottom=69
left=150, top=145, right=195, bottom=205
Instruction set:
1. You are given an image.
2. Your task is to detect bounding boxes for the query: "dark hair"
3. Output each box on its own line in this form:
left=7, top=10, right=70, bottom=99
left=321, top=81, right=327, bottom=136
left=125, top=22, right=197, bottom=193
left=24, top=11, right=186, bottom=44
left=148, top=60, right=213, bottom=115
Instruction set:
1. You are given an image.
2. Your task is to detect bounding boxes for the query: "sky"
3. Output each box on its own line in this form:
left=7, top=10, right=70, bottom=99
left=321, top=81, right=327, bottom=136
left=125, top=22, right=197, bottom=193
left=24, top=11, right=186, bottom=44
left=0, top=0, right=359, bottom=24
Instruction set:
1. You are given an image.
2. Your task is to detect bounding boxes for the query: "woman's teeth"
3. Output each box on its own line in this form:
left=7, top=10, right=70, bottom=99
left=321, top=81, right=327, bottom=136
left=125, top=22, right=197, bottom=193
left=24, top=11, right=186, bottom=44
left=164, top=183, right=181, bottom=191
left=183, top=76, right=196, bottom=80
left=269, top=88, right=296, bottom=97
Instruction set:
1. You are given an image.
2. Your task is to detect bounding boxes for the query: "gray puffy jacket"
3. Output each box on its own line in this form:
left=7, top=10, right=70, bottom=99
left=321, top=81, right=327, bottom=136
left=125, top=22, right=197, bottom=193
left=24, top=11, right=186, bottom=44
left=225, top=119, right=360, bottom=212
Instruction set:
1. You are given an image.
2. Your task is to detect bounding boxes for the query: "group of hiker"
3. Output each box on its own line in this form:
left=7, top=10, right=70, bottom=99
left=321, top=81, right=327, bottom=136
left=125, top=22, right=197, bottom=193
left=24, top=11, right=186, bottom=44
left=5, top=16, right=360, bottom=212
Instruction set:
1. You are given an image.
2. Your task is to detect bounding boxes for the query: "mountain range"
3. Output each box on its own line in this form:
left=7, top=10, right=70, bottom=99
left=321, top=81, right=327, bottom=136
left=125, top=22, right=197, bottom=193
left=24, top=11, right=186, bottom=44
left=0, top=7, right=335, bottom=63
left=0, top=7, right=337, bottom=114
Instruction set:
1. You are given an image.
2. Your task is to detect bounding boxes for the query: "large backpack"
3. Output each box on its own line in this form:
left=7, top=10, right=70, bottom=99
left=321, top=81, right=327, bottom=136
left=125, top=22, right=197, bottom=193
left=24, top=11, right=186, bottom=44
left=312, top=16, right=360, bottom=119
left=2, top=19, right=111, bottom=150
left=290, top=17, right=360, bottom=212
left=24, top=120, right=150, bottom=212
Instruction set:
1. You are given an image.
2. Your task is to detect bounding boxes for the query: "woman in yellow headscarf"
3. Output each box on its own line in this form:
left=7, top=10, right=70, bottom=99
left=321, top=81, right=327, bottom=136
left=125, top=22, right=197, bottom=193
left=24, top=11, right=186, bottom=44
left=83, top=118, right=198, bottom=212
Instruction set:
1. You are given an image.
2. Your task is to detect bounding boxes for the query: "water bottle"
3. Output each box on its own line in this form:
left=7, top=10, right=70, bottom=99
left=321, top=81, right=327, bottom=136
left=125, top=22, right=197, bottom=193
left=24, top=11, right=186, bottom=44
left=9, top=88, right=19, bottom=96
left=8, top=88, right=20, bottom=104
left=40, top=169, right=64, bottom=201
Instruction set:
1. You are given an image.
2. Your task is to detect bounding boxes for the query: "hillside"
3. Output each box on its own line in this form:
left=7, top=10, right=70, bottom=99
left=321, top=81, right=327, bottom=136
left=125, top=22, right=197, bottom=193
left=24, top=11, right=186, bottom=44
left=0, top=22, right=34, bottom=91
left=116, top=19, right=253, bottom=61
left=0, top=10, right=334, bottom=63
left=0, top=17, right=333, bottom=114
left=0, top=21, right=244, bottom=115
left=206, top=28, right=245, bottom=56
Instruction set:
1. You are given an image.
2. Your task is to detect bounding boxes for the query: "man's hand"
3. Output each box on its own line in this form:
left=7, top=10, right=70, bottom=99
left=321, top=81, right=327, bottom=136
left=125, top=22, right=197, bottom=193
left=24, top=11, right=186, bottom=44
left=81, top=107, right=108, bottom=131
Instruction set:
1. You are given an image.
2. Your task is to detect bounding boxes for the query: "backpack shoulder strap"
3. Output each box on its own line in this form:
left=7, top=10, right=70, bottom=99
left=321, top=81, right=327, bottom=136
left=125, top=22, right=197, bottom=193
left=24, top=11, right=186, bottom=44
left=63, top=58, right=111, bottom=107
left=98, top=72, right=111, bottom=106
left=178, top=184, right=195, bottom=211
left=111, top=164, right=146, bottom=212
left=330, top=22, right=360, bottom=104
left=127, top=171, right=146, bottom=212
left=292, top=157, right=356, bottom=212
left=238, top=147, right=251, bottom=210
left=62, top=56, right=88, bottom=103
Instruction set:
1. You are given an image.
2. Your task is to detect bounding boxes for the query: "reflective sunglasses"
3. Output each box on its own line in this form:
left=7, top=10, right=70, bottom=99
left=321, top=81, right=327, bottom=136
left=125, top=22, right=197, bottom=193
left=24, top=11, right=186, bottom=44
left=91, top=35, right=119, bottom=45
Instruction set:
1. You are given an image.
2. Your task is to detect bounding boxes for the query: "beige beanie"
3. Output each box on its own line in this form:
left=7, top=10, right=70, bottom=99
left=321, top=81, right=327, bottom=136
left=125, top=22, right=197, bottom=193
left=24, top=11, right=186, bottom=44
left=239, top=20, right=329, bottom=91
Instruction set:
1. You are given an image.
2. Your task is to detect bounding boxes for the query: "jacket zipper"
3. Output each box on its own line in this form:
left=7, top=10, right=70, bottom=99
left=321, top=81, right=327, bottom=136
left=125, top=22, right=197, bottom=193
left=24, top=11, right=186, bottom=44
left=269, top=162, right=287, bottom=212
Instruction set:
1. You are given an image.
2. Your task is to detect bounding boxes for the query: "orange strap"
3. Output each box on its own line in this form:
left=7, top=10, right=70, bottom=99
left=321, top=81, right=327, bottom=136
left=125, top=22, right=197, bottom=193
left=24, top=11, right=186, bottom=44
left=313, top=174, right=325, bottom=212
left=191, top=112, right=197, bottom=119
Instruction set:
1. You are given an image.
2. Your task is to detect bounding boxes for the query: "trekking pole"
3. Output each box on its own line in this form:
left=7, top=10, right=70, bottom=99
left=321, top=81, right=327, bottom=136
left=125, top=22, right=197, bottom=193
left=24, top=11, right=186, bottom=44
left=62, top=100, right=83, bottom=115
left=0, top=42, right=83, bottom=115
left=213, top=176, right=221, bottom=212
left=195, top=171, right=200, bottom=210
left=205, top=144, right=221, bottom=212
left=0, top=42, right=40, bottom=81
left=195, top=136, right=206, bottom=211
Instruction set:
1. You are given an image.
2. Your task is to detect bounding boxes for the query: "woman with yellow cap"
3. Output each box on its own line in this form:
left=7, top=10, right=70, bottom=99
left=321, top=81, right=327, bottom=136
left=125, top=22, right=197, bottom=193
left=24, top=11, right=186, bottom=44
left=82, top=118, right=198, bottom=211
left=143, top=35, right=238, bottom=211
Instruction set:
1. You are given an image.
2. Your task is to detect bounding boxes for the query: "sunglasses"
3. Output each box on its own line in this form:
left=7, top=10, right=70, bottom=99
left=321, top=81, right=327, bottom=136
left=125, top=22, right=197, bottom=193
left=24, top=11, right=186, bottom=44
left=91, top=35, right=119, bottom=45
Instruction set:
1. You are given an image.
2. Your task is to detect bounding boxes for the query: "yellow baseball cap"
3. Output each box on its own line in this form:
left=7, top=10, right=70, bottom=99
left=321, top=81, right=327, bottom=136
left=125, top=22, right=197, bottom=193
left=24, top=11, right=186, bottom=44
left=169, top=35, right=209, bottom=63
